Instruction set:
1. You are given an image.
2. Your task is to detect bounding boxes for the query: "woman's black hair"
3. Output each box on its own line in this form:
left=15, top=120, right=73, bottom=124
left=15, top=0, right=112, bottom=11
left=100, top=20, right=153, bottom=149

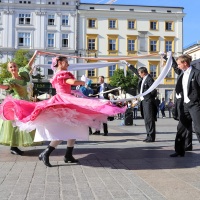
left=54, top=56, right=67, bottom=68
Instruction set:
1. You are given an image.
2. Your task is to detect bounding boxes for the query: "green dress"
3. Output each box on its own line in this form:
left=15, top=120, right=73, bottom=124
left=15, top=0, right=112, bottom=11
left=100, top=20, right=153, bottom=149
left=0, top=64, right=35, bottom=147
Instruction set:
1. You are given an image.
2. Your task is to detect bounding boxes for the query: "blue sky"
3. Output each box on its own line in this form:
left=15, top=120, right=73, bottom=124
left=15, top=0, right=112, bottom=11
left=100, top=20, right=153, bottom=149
left=81, top=0, right=200, bottom=48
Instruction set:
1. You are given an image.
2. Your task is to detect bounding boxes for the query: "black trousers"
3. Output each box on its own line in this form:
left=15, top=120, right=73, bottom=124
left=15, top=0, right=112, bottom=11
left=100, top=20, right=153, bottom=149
left=141, top=100, right=156, bottom=141
left=103, top=123, right=108, bottom=134
left=177, top=101, right=200, bottom=154
left=174, top=98, right=193, bottom=154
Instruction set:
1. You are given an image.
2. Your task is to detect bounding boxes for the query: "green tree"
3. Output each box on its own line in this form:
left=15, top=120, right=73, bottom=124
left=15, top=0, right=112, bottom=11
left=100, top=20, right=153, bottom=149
left=0, top=62, right=11, bottom=84
left=109, top=68, right=138, bottom=92
left=0, top=49, right=34, bottom=84
left=13, top=49, right=32, bottom=68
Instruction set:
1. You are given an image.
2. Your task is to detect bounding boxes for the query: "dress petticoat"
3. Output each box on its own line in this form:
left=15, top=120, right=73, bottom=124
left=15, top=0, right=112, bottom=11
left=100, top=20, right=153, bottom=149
left=0, top=71, right=126, bottom=142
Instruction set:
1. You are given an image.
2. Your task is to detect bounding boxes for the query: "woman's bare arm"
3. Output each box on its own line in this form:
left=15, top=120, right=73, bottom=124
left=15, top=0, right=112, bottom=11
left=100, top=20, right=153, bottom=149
left=66, top=79, right=85, bottom=86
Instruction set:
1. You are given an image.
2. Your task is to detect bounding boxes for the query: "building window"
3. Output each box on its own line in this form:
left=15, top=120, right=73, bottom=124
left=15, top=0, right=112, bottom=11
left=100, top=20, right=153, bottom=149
left=88, top=19, right=96, bottom=28
left=48, top=1, right=55, bottom=4
left=62, top=34, right=68, bottom=47
left=150, top=21, right=158, bottom=30
left=109, top=19, right=117, bottom=29
left=62, top=15, right=68, bottom=26
left=150, top=40, right=157, bottom=52
left=48, top=15, right=55, bottom=25
left=18, top=32, right=31, bottom=47
left=128, top=20, right=135, bottom=29
left=165, top=41, right=172, bottom=52
left=88, top=69, right=95, bottom=77
left=166, top=69, right=172, bottom=78
left=164, top=37, right=174, bottom=53
left=48, top=69, right=53, bottom=75
left=19, top=14, right=31, bottom=25
left=109, top=65, right=116, bottom=77
left=0, top=13, right=1, bottom=25
left=165, top=21, right=173, bottom=31
left=47, top=33, right=54, bottom=47
left=28, top=1, right=31, bottom=4
left=150, top=65, right=157, bottom=78
left=86, top=34, right=98, bottom=56
left=62, top=1, right=69, bottom=5
left=128, top=39, right=135, bottom=51
left=88, top=39, right=95, bottom=50
left=19, top=1, right=22, bottom=3
left=109, top=39, right=116, bottom=50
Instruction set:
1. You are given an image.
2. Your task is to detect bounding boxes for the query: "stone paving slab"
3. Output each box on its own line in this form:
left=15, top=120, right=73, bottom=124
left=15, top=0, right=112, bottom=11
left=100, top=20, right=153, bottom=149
left=0, top=118, right=200, bottom=199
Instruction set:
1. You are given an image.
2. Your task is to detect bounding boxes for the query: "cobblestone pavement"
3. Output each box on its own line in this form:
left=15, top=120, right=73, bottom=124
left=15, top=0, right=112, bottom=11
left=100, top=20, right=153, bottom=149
left=1, top=117, right=200, bottom=200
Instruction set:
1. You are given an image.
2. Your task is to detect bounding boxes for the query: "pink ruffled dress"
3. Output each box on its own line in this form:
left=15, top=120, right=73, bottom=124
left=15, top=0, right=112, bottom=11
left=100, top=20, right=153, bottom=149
left=1, top=71, right=125, bottom=141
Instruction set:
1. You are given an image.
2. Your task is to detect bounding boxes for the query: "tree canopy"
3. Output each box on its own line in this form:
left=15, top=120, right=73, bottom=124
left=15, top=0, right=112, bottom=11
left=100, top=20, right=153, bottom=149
left=109, top=68, right=138, bottom=92
left=0, top=49, right=33, bottom=83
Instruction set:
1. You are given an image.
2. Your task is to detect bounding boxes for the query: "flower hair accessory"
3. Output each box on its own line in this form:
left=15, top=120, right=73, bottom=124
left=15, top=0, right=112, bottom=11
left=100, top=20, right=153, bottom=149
left=51, top=57, right=59, bottom=70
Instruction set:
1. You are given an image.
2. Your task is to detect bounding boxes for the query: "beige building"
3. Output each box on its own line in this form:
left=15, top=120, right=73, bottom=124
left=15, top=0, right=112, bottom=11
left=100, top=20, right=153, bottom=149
left=183, top=41, right=200, bottom=70
left=77, top=3, right=185, bottom=101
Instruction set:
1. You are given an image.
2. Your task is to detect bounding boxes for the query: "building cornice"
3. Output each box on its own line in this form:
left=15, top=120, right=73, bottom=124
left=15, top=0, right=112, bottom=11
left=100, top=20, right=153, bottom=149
left=80, top=3, right=184, bottom=10
left=78, top=10, right=185, bottom=19
left=0, top=3, right=76, bottom=11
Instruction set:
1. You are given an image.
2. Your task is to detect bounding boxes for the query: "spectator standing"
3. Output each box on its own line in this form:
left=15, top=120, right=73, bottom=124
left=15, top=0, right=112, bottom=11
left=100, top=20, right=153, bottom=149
left=93, top=76, right=114, bottom=136
left=168, top=98, right=174, bottom=118
left=133, top=99, right=139, bottom=119
left=160, top=98, right=166, bottom=118
left=155, top=97, right=161, bottom=118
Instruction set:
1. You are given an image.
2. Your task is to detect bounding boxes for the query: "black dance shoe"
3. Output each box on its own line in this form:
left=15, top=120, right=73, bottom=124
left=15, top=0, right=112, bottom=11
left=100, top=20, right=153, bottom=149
left=170, top=152, right=185, bottom=157
left=64, top=156, right=79, bottom=163
left=93, top=131, right=100, bottom=135
left=10, top=147, right=24, bottom=156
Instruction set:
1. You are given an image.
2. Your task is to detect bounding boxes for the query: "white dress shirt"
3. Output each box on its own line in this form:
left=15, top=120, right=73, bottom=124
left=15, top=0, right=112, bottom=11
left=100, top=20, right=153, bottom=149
left=140, top=74, right=148, bottom=101
left=182, top=66, right=192, bottom=103
left=99, top=83, right=104, bottom=99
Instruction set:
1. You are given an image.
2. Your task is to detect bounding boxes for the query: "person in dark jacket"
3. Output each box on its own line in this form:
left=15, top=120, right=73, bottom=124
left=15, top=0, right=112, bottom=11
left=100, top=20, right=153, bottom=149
left=163, top=54, right=193, bottom=157
left=122, top=61, right=157, bottom=142
left=93, top=76, right=114, bottom=136
left=160, top=98, right=166, bottom=118
left=170, top=54, right=200, bottom=157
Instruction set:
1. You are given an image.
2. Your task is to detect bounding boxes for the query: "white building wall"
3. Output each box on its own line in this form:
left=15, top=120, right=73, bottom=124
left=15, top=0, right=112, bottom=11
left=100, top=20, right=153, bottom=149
left=0, top=0, right=78, bottom=71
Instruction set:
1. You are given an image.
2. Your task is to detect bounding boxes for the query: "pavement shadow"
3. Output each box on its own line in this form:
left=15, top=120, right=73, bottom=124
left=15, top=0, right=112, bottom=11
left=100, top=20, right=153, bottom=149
left=72, top=147, right=200, bottom=170
left=1, top=146, right=200, bottom=170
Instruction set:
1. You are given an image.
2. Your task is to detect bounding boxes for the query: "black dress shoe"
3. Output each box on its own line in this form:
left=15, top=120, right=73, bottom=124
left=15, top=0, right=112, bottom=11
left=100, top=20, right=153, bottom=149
left=145, top=139, right=155, bottom=143
left=185, top=146, right=192, bottom=151
left=10, top=147, right=24, bottom=156
left=170, top=152, right=185, bottom=157
left=103, top=132, right=108, bottom=136
left=93, top=131, right=100, bottom=135
left=143, top=138, right=148, bottom=142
